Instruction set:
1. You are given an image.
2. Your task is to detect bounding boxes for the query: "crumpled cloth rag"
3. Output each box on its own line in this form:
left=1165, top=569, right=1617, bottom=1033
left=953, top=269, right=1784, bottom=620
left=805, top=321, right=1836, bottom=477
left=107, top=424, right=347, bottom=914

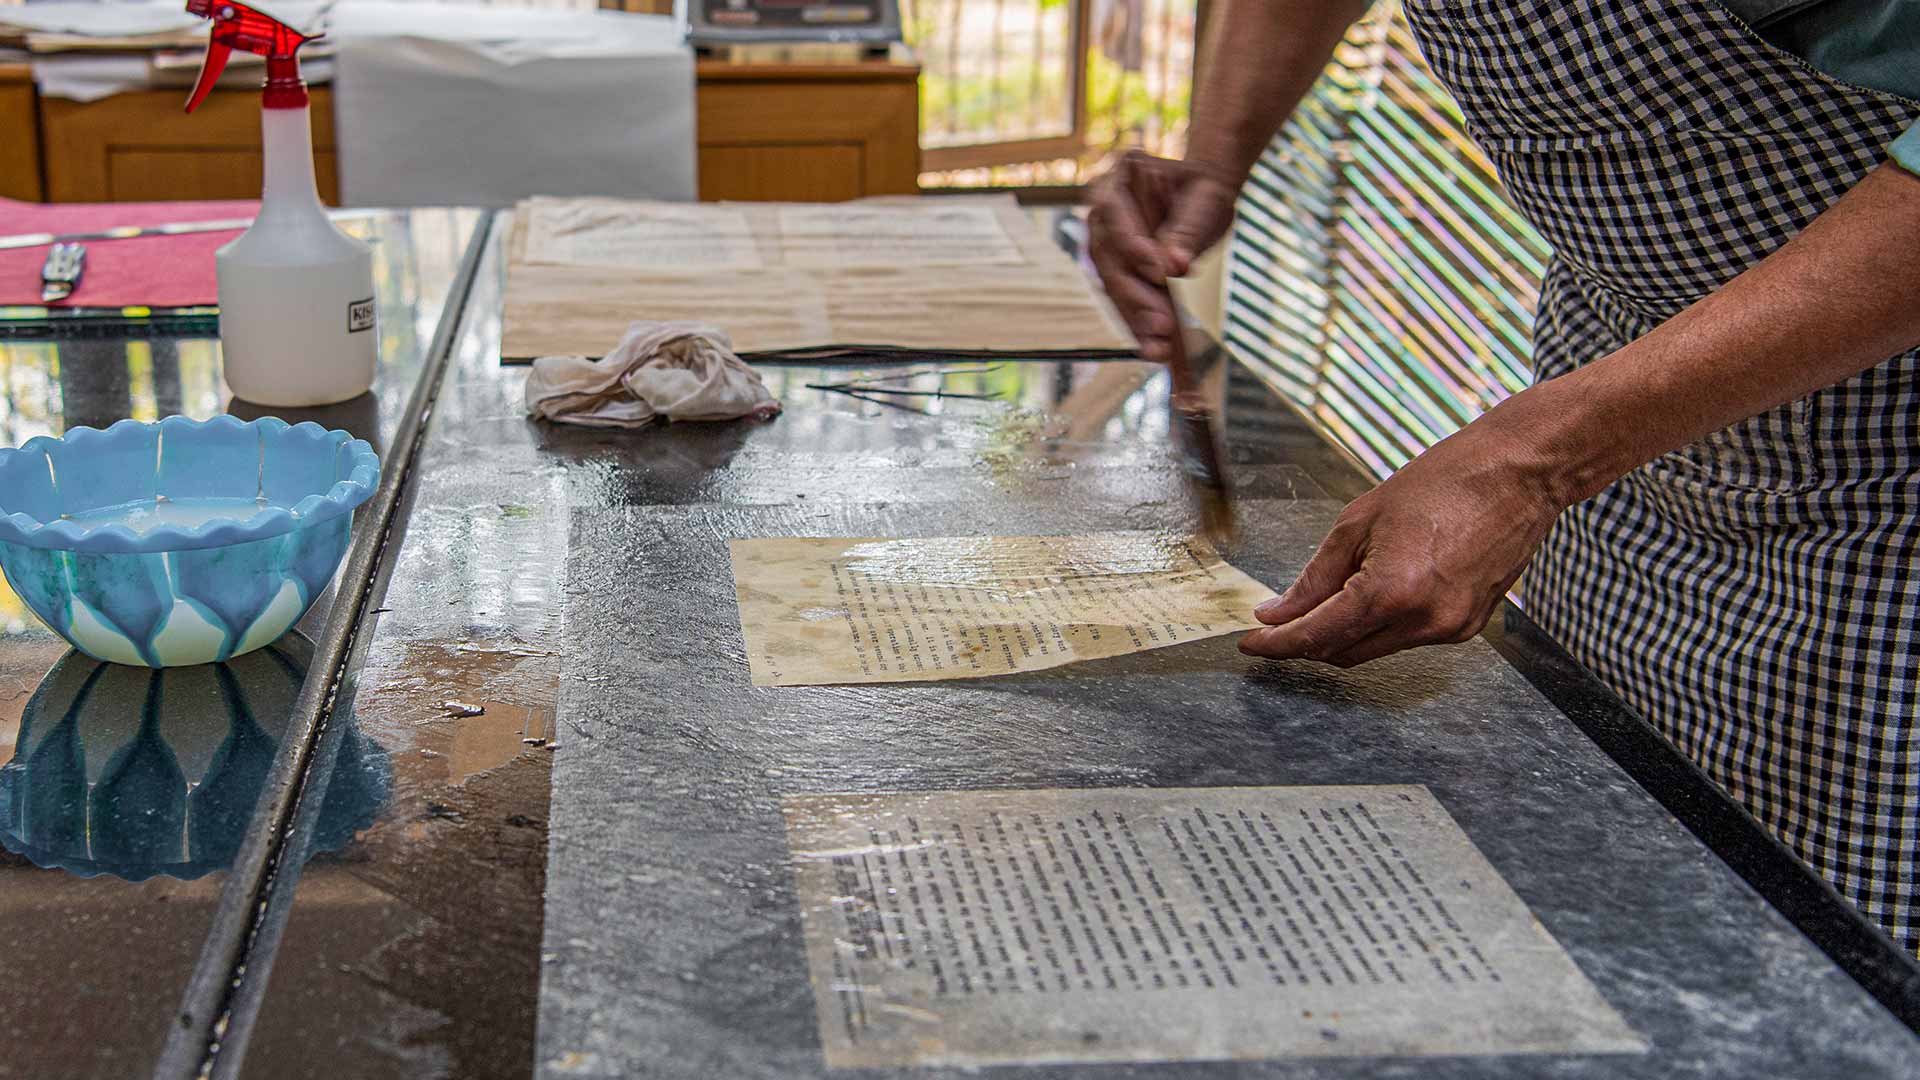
left=524, top=321, right=781, bottom=427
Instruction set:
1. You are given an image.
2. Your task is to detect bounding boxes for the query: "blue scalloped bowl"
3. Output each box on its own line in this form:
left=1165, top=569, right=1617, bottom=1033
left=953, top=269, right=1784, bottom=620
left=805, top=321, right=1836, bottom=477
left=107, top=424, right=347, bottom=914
left=0, top=416, right=380, bottom=667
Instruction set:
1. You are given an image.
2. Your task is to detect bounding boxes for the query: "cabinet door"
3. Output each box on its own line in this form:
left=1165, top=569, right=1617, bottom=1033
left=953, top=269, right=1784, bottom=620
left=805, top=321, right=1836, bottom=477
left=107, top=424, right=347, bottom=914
left=695, top=75, right=918, bottom=201
left=41, top=89, right=340, bottom=204
left=697, top=144, right=866, bottom=202
left=0, top=68, right=41, bottom=201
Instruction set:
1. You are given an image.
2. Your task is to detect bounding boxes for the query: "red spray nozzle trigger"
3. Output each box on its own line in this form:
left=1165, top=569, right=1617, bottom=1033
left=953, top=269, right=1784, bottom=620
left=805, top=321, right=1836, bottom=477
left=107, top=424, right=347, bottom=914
left=183, top=0, right=318, bottom=113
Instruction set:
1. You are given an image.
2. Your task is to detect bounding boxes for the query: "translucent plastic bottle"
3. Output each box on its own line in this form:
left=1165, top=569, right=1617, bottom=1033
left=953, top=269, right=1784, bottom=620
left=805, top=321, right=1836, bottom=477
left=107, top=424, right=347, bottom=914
left=185, top=1, right=377, bottom=407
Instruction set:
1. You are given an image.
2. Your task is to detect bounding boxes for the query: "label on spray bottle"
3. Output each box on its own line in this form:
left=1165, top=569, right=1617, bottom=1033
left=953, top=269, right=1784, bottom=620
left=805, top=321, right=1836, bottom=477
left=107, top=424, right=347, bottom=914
left=347, top=297, right=376, bottom=333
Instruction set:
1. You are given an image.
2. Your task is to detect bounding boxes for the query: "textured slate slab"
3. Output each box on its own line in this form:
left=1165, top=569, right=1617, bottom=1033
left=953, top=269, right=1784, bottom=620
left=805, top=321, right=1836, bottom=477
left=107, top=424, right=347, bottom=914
left=536, top=493, right=1920, bottom=1079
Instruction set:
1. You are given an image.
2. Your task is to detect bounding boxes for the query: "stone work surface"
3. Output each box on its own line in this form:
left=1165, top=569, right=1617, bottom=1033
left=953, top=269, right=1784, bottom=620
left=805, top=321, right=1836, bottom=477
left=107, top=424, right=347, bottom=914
left=537, top=494, right=1920, bottom=1079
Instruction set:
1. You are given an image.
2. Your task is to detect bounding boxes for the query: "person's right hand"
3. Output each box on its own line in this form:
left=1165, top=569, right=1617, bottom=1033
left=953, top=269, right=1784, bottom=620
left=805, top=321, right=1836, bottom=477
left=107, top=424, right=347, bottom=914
left=1087, top=151, right=1242, bottom=362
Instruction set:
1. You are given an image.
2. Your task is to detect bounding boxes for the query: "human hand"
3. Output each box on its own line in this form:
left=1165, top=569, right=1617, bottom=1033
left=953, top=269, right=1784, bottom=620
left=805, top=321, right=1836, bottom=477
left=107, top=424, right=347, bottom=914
left=1087, top=151, right=1241, bottom=362
left=1239, top=409, right=1570, bottom=667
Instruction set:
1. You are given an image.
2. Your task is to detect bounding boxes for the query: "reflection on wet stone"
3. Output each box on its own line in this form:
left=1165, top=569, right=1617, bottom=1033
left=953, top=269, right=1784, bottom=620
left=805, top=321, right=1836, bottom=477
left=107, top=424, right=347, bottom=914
left=150, top=339, right=184, bottom=420
left=0, top=634, right=389, bottom=881
left=226, top=391, right=386, bottom=458
left=55, top=339, right=135, bottom=434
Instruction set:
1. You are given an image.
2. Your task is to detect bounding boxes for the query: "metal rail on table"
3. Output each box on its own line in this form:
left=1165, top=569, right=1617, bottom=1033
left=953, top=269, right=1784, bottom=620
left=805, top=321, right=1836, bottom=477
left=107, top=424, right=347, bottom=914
left=152, top=211, right=496, bottom=1080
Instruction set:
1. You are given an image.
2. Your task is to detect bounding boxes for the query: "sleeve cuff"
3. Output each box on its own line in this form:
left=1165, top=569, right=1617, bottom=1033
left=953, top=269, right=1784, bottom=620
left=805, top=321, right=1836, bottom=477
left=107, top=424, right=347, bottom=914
left=1893, top=120, right=1920, bottom=176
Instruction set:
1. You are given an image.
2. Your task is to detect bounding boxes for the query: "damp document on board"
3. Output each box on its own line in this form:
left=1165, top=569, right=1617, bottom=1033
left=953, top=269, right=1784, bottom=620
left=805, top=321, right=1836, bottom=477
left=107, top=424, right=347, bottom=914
left=783, top=784, right=1646, bottom=1068
left=728, top=532, right=1278, bottom=686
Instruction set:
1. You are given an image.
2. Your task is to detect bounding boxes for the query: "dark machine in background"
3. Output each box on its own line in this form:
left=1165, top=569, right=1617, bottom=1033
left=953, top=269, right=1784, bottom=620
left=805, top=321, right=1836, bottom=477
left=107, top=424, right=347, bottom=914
left=679, top=0, right=903, bottom=52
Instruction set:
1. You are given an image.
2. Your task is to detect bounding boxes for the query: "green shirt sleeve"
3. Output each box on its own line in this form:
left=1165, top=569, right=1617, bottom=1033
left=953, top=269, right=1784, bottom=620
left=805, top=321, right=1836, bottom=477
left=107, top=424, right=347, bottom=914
left=1895, top=122, right=1920, bottom=176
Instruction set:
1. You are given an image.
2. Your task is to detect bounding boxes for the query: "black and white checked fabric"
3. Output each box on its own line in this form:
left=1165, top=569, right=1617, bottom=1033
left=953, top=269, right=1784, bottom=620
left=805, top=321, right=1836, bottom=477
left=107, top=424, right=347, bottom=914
left=1400, top=0, right=1920, bottom=950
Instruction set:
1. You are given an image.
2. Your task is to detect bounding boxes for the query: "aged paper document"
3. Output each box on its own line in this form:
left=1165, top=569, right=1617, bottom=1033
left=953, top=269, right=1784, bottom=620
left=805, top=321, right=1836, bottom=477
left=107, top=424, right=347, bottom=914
left=729, top=532, right=1276, bottom=687
left=784, top=785, right=1645, bottom=1068
left=522, top=199, right=762, bottom=271
left=501, top=195, right=1134, bottom=359
left=776, top=203, right=1025, bottom=268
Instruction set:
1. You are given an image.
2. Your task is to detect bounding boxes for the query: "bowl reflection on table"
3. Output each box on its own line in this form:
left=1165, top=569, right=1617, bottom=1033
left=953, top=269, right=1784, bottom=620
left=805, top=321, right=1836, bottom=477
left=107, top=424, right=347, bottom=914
left=0, top=634, right=389, bottom=881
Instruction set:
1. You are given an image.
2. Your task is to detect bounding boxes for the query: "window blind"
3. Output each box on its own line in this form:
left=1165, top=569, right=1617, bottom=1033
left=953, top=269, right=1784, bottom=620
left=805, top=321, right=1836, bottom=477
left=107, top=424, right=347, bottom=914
left=1223, top=2, right=1550, bottom=478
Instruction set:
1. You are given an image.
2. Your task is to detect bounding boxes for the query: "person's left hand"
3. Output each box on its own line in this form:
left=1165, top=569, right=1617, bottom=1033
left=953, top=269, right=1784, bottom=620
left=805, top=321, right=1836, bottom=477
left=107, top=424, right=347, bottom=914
left=1239, top=410, right=1569, bottom=667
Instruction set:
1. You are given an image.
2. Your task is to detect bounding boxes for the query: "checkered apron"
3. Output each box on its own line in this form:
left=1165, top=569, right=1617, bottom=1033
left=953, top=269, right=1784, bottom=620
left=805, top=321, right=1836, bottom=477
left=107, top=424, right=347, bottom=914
left=1397, top=0, right=1920, bottom=950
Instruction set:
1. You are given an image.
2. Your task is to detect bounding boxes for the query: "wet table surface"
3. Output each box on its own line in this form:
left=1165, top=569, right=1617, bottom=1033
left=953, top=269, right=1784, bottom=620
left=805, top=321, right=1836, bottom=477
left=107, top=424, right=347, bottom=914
left=0, top=208, right=484, bottom=1079
left=3, top=209, right=1919, bottom=1079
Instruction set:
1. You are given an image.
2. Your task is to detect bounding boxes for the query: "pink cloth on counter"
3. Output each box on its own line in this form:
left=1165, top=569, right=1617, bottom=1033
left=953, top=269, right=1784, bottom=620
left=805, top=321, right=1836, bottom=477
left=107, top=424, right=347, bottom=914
left=0, top=198, right=258, bottom=308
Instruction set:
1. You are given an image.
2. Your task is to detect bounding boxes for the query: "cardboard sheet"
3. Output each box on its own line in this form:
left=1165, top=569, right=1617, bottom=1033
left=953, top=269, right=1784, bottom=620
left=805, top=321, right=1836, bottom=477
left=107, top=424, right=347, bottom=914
left=500, top=195, right=1135, bottom=360
left=784, top=784, right=1646, bottom=1068
left=729, top=532, right=1277, bottom=686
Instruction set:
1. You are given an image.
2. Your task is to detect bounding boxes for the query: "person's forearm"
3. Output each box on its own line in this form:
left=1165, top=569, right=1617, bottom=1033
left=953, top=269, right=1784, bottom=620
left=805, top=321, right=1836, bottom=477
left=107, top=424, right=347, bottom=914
left=1484, top=162, right=1920, bottom=506
left=1184, top=0, right=1370, bottom=181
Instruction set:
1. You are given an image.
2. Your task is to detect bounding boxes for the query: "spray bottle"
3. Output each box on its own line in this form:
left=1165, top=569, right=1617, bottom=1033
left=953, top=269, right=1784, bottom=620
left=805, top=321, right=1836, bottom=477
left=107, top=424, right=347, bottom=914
left=185, top=0, right=376, bottom=407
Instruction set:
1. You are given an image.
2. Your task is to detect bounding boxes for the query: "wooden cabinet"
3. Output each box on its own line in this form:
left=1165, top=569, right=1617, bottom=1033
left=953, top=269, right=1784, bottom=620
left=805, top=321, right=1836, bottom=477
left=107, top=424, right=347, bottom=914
left=40, top=87, right=340, bottom=203
left=0, top=64, right=41, bottom=201
left=10, top=58, right=917, bottom=204
left=694, top=59, right=920, bottom=201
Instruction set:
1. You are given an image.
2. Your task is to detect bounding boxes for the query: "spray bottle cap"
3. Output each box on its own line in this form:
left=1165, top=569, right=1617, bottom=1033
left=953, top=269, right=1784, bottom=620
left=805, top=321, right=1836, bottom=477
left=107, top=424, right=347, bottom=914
left=183, top=0, right=320, bottom=113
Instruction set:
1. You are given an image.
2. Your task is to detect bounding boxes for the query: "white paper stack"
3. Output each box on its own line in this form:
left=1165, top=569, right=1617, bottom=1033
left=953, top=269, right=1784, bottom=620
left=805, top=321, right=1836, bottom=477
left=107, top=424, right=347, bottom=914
left=328, top=4, right=695, bottom=207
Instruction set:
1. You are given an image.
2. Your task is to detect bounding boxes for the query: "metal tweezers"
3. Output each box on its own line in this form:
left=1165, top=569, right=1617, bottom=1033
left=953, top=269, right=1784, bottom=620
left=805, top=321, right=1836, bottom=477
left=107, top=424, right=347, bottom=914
left=806, top=364, right=1005, bottom=401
